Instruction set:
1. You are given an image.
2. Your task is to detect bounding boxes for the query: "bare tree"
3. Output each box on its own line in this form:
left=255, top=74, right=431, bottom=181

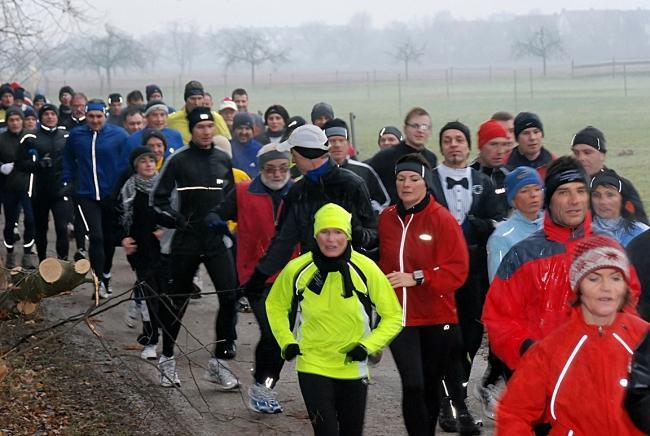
left=219, top=28, right=287, bottom=86
left=0, top=0, right=84, bottom=81
left=391, top=38, right=425, bottom=81
left=167, top=21, right=200, bottom=82
left=513, top=26, right=564, bottom=76
left=76, top=25, right=148, bottom=90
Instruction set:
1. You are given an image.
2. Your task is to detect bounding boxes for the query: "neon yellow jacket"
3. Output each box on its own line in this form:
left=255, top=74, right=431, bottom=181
left=167, top=108, right=231, bottom=144
left=266, top=249, right=403, bottom=379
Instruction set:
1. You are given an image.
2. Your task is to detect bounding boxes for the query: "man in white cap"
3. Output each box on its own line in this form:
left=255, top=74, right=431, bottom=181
left=243, top=125, right=377, bottom=298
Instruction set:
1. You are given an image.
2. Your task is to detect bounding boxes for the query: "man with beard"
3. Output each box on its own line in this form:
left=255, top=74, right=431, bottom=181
left=206, top=144, right=295, bottom=413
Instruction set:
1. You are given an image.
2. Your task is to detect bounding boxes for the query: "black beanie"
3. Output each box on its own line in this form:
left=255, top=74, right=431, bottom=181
left=142, top=128, right=168, bottom=150
left=233, top=112, right=254, bottom=130
left=184, top=81, right=204, bottom=101
left=129, top=146, right=157, bottom=169
left=14, top=88, right=25, bottom=100
left=544, top=157, right=588, bottom=209
left=38, top=103, right=58, bottom=121
left=146, top=84, right=163, bottom=101
left=439, top=121, right=471, bottom=149
left=5, top=106, right=24, bottom=120
left=514, top=112, right=544, bottom=139
left=0, top=85, right=14, bottom=98
left=264, top=104, right=289, bottom=125
left=58, top=85, right=74, bottom=99
left=108, top=93, right=123, bottom=104
left=188, top=107, right=213, bottom=132
left=323, top=118, right=349, bottom=139
left=310, top=102, right=334, bottom=123
left=378, top=126, right=403, bottom=144
left=571, top=126, right=606, bottom=153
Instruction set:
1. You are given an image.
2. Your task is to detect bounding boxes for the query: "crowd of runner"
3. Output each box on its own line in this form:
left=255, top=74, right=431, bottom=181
left=0, top=79, right=648, bottom=435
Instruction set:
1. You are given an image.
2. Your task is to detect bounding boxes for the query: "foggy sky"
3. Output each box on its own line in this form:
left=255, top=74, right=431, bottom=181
left=93, top=0, right=648, bottom=35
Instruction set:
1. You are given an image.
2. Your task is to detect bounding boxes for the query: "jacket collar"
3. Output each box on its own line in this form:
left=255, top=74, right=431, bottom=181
left=543, top=210, right=592, bottom=243
left=248, top=175, right=292, bottom=196
left=512, top=209, right=544, bottom=226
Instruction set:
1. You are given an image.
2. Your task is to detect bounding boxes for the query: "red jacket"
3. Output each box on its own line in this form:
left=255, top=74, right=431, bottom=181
left=235, top=179, right=296, bottom=284
left=497, top=308, right=648, bottom=435
left=482, top=212, right=641, bottom=369
left=378, top=195, right=469, bottom=326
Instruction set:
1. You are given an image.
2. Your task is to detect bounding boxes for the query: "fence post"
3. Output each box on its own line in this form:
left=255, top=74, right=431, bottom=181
left=612, top=57, right=616, bottom=79
left=623, top=64, right=628, bottom=97
left=571, top=59, right=574, bottom=79
left=529, top=67, right=534, bottom=99
left=449, top=67, right=454, bottom=85
left=373, top=69, right=377, bottom=86
left=513, top=69, right=518, bottom=113
left=397, top=73, right=402, bottom=119
left=445, top=69, right=450, bottom=99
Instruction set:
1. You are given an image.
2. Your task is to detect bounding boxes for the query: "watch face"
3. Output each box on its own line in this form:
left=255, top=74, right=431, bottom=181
left=414, top=270, right=424, bottom=280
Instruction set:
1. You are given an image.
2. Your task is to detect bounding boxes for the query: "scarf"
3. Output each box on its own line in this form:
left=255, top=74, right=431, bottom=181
left=308, top=243, right=356, bottom=298
left=121, top=173, right=158, bottom=233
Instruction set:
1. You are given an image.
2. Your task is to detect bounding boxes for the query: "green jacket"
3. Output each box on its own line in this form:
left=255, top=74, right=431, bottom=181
left=266, top=249, right=403, bottom=379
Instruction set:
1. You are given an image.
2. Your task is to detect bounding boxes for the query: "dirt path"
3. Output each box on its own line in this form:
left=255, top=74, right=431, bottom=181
left=2, top=246, right=495, bottom=435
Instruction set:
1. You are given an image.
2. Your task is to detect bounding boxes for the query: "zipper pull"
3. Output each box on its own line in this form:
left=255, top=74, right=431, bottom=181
left=598, top=325, right=603, bottom=336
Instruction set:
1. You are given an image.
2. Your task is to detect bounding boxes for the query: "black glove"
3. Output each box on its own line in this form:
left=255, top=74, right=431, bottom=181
left=345, top=344, right=368, bottom=363
left=174, top=213, right=188, bottom=230
left=467, top=214, right=495, bottom=241
left=204, top=211, right=230, bottom=235
left=244, top=268, right=269, bottom=299
left=283, top=343, right=301, bottom=361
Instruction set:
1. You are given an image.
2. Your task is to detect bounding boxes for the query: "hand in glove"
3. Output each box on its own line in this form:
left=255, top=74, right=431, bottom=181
left=204, top=211, right=230, bottom=235
left=345, top=344, right=368, bottom=363
left=244, top=268, right=269, bottom=300
left=0, top=162, right=14, bottom=175
left=283, top=343, right=301, bottom=361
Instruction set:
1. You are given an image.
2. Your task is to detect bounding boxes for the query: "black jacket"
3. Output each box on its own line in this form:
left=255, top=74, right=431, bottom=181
left=0, top=128, right=29, bottom=192
left=339, top=158, right=390, bottom=212
left=254, top=128, right=285, bottom=145
left=255, top=159, right=377, bottom=277
left=117, top=187, right=160, bottom=273
left=626, top=230, right=650, bottom=321
left=152, top=142, right=235, bottom=256
left=17, top=125, right=69, bottom=198
left=369, top=141, right=437, bottom=204
left=625, top=331, right=650, bottom=434
left=470, top=159, right=509, bottom=213
left=59, top=115, right=86, bottom=132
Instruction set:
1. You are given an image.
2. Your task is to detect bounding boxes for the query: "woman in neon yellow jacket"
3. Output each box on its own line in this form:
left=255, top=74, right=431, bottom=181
left=266, top=203, right=403, bottom=436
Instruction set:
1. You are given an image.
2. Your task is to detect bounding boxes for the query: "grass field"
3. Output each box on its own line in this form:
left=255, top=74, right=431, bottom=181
left=64, top=70, right=650, bottom=199
left=239, top=73, right=650, bottom=200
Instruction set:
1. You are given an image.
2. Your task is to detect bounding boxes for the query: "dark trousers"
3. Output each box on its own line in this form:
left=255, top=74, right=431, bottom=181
left=455, top=277, right=486, bottom=386
left=2, top=190, right=34, bottom=251
left=31, top=193, right=69, bottom=260
left=160, top=251, right=237, bottom=358
left=247, top=285, right=294, bottom=387
left=75, top=197, right=115, bottom=278
left=135, top=256, right=170, bottom=346
left=71, top=199, right=86, bottom=251
left=298, top=372, right=368, bottom=436
left=390, top=324, right=466, bottom=436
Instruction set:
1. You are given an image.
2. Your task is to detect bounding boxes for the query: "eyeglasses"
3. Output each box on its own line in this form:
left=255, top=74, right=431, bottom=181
left=262, top=165, right=289, bottom=175
left=406, top=123, right=432, bottom=131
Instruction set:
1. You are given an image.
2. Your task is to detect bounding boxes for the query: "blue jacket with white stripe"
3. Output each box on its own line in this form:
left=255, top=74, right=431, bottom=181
left=62, top=123, right=129, bottom=200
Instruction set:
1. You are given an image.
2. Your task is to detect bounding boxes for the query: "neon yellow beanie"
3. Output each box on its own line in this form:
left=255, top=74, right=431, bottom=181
left=313, top=203, right=352, bottom=240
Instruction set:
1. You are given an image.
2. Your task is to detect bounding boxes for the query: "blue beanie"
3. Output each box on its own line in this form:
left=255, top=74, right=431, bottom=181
left=505, top=166, right=543, bottom=206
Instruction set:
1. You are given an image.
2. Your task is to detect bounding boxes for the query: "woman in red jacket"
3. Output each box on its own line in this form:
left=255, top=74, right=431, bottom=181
left=379, top=154, right=473, bottom=435
left=497, top=235, right=649, bottom=435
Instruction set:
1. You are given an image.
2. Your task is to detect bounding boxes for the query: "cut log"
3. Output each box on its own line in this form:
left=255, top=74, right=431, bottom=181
left=0, top=258, right=93, bottom=319
left=10, top=267, right=30, bottom=286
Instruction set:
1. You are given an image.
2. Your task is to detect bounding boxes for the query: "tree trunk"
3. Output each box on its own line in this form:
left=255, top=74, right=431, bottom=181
left=404, top=59, right=409, bottom=81
left=542, top=55, right=547, bottom=77
left=105, top=66, right=112, bottom=90
left=0, top=258, right=92, bottom=319
left=250, top=62, right=256, bottom=87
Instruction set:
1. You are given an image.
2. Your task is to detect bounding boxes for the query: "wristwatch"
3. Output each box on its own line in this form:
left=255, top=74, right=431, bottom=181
left=412, top=270, right=425, bottom=286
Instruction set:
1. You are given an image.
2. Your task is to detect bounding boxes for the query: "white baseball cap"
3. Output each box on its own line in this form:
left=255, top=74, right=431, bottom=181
left=277, top=124, right=329, bottom=153
left=219, top=98, right=238, bottom=112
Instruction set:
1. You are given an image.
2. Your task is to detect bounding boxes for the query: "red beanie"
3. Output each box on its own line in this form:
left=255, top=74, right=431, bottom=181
left=477, top=119, right=508, bottom=149
left=569, top=235, right=629, bottom=291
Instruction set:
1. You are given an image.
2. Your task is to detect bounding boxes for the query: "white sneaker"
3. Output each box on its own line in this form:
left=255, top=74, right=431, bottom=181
left=98, top=282, right=110, bottom=299
left=248, top=382, right=282, bottom=414
left=141, top=344, right=157, bottom=360
left=159, top=355, right=180, bottom=387
left=125, top=300, right=138, bottom=328
left=473, top=383, right=499, bottom=421
left=205, top=358, right=239, bottom=391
